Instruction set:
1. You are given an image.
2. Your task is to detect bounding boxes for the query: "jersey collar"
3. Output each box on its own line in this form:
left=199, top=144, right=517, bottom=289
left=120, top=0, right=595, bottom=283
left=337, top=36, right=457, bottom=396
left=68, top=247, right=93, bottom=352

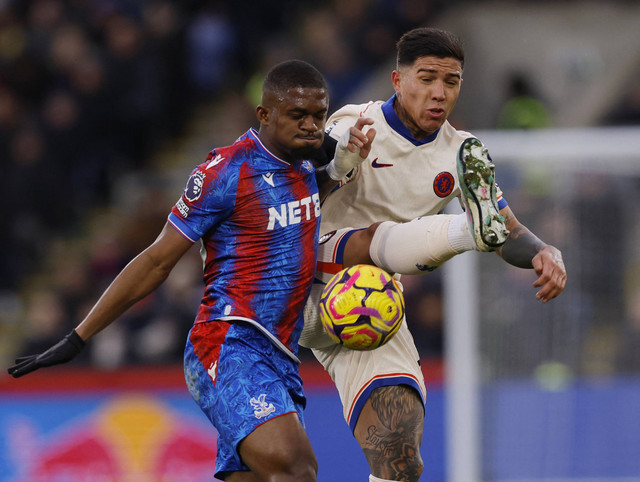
left=382, top=94, right=440, bottom=146
left=246, top=127, right=292, bottom=165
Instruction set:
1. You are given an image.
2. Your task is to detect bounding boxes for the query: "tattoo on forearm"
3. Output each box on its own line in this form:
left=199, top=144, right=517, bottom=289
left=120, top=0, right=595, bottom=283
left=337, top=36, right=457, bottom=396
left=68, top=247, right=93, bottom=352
left=499, top=224, right=545, bottom=268
left=362, top=386, right=424, bottom=480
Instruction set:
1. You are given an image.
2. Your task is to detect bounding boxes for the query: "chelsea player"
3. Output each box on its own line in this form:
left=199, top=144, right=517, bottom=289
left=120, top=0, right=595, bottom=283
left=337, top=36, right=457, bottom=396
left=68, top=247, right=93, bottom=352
left=302, top=28, right=567, bottom=482
left=8, top=59, right=375, bottom=482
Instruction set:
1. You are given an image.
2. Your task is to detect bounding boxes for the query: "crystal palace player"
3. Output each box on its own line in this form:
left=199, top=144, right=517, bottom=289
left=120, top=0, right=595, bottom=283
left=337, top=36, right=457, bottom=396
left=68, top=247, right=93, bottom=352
left=302, top=28, right=567, bottom=482
left=8, top=60, right=374, bottom=482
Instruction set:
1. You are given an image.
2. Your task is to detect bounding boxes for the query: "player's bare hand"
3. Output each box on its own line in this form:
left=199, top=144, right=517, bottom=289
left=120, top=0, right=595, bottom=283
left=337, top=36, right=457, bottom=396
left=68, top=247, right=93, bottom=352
left=346, top=117, right=376, bottom=158
left=532, top=245, right=566, bottom=303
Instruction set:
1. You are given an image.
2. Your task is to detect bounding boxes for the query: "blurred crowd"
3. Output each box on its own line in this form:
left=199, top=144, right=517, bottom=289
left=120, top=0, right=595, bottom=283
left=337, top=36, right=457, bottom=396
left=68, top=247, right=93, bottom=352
left=0, top=0, right=444, bottom=368
left=2, top=0, right=639, bottom=373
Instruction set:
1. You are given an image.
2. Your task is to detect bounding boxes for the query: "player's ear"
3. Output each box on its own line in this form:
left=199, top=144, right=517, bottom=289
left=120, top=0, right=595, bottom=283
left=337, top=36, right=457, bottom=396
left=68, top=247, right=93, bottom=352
left=256, top=104, right=270, bottom=125
left=391, top=70, right=401, bottom=94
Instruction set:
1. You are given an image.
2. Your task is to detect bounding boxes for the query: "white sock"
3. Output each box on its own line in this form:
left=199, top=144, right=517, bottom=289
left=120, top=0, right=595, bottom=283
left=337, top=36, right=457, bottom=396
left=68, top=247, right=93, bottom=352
left=447, top=212, right=477, bottom=252
left=369, top=215, right=466, bottom=275
left=369, top=475, right=395, bottom=482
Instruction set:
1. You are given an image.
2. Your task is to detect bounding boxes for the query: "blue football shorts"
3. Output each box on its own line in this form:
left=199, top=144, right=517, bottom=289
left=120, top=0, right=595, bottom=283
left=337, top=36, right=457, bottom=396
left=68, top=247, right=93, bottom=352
left=184, top=320, right=306, bottom=479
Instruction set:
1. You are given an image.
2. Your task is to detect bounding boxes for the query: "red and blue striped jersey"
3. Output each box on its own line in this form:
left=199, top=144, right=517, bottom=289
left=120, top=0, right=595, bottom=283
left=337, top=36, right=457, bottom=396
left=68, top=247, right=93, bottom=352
left=168, top=128, right=321, bottom=359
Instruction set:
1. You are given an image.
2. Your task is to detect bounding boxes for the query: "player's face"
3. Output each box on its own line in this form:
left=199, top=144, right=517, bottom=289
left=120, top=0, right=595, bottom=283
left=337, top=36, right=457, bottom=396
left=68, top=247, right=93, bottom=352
left=258, top=87, right=329, bottom=162
left=392, top=56, right=462, bottom=139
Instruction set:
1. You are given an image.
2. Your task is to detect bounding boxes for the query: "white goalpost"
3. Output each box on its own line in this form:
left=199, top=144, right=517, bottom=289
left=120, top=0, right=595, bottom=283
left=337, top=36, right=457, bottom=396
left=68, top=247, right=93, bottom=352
left=444, top=246, right=482, bottom=482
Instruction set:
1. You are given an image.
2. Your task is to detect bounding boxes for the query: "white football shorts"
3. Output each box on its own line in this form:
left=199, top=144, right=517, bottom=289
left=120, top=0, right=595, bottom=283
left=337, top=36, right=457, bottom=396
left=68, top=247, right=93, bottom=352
left=300, top=227, right=427, bottom=432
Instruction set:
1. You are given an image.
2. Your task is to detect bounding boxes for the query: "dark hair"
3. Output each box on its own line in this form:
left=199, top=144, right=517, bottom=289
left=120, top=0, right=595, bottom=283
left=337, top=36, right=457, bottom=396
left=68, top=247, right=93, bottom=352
left=263, top=60, right=327, bottom=95
left=396, top=27, right=464, bottom=69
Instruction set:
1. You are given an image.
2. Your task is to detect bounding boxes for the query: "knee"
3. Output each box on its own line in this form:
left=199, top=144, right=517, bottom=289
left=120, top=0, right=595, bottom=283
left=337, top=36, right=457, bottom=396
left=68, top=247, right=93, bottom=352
left=291, top=451, right=318, bottom=481
left=372, top=436, right=424, bottom=482
left=370, top=449, right=424, bottom=482
left=239, top=435, right=318, bottom=481
left=400, top=454, right=424, bottom=482
left=344, top=222, right=385, bottom=267
left=266, top=449, right=318, bottom=481
left=364, top=222, right=384, bottom=244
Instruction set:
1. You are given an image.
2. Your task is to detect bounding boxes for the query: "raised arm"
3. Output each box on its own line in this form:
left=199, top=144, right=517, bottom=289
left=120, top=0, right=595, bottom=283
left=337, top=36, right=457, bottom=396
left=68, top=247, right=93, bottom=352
left=315, top=117, right=376, bottom=199
left=496, top=205, right=567, bottom=303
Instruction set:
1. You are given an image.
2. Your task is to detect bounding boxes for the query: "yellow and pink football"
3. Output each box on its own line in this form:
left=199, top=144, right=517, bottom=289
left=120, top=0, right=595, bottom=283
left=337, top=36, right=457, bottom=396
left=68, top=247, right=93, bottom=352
left=319, top=264, right=405, bottom=350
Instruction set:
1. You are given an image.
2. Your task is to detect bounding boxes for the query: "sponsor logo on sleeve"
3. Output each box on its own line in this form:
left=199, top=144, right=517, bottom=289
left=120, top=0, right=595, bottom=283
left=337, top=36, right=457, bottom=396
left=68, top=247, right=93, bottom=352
left=176, top=198, right=190, bottom=217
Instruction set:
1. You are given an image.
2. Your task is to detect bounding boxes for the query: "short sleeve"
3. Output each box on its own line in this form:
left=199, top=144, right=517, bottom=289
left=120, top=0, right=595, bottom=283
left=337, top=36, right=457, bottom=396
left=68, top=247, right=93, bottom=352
left=168, top=158, right=238, bottom=242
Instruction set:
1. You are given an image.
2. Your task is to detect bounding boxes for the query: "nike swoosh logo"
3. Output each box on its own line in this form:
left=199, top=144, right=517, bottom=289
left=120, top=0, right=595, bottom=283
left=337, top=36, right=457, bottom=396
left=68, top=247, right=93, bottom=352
left=262, top=172, right=275, bottom=187
left=371, top=157, right=393, bottom=168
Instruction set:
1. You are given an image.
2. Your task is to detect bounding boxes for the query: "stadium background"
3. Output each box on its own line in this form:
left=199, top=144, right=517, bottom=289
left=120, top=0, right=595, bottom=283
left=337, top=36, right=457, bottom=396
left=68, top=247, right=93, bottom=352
left=1, top=1, right=639, bottom=480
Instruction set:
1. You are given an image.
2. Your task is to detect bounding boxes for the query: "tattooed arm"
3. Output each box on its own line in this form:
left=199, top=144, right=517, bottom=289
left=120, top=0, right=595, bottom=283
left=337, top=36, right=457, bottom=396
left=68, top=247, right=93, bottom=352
left=496, top=205, right=567, bottom=303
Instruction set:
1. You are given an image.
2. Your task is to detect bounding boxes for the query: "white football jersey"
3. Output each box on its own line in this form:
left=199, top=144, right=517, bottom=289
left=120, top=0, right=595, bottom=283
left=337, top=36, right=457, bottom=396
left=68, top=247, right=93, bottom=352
left=321, top=96, right=475, bottom=233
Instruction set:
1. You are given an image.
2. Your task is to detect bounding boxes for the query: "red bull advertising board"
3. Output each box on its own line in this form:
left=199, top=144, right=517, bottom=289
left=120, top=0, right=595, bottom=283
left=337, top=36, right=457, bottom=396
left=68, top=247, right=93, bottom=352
left=0, top=361, right=446, bottom=481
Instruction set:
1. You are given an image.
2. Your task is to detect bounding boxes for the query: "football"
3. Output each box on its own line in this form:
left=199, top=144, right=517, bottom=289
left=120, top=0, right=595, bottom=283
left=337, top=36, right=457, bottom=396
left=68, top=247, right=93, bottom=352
left=319, top=264, right=405, bottom=350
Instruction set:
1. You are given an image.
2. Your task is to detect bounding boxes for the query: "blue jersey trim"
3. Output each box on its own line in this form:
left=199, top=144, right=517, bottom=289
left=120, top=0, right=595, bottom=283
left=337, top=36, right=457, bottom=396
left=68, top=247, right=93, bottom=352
left=348, top=375, right=426, bottom=433
left=246, top=128, right=292, bottom=165
left=381, top=95, right=439, bottom=146
left=334, top=228, right=364, bottom=264
left=168, top=213, right=199, bottom=243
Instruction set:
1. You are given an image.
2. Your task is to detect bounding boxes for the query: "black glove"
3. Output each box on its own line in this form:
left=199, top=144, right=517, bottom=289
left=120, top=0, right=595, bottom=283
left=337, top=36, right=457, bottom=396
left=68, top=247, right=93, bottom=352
left=8, top=330, right=86, bottom=378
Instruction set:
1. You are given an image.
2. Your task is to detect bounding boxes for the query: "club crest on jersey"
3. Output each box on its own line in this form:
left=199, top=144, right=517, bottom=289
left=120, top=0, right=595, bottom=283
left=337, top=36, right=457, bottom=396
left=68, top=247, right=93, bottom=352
left=433, top=171, right=454, bottom=198
left=250, top=394, right=276, bottom=419
left=185, top=170, right=205, bottom=202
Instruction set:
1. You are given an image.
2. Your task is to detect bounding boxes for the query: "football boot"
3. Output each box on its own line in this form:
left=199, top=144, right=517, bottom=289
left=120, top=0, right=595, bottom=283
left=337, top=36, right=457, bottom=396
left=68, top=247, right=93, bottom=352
left=457, top=137, right=510, bottom=251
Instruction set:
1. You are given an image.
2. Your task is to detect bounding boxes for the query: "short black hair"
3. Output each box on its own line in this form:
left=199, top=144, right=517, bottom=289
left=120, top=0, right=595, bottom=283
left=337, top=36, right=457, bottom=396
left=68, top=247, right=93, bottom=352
left=263, top=60, right=327, bottom=96
left=396, top=27, right=464, bottom=69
